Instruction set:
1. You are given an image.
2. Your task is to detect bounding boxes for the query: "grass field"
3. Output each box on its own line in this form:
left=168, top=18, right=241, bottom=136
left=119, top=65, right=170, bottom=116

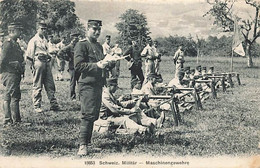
left=0, top=55, right=259, bottom=158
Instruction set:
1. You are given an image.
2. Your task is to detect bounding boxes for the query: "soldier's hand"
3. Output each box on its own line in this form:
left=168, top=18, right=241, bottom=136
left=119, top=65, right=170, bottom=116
left=97, top=60, right=109, bottom=69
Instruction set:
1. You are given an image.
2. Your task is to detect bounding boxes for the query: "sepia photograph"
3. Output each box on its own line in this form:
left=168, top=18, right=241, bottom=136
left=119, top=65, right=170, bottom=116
left=0, top=0, right=259, bottom=167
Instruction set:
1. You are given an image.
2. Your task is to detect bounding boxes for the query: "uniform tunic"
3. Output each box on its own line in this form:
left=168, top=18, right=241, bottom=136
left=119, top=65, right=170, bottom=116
left=74, top=37, right=106, bottom=145
left=123, top=45, right=144, bottom=89
left=0, top=38, right=24, bottom=122
left=26, top=33, right=58, bottom=108
left=58, top=43, right=80, bottom=99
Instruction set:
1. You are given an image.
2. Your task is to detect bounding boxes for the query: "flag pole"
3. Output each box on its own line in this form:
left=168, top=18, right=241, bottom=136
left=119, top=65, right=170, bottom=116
left=231, top=47, right=234, bottom=72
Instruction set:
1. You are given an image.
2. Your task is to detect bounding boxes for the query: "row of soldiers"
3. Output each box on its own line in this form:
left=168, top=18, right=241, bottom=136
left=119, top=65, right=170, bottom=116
left=0, top=20, right=232, bottom=156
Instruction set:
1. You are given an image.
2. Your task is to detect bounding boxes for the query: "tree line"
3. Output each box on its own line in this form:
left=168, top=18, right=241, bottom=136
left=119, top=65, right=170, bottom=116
left=154, top=34, right=260, bottom=58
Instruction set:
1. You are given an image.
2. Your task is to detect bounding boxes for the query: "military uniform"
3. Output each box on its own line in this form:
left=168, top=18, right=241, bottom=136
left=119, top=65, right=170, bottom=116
left=141, top=42, right=158, bottom=83
left=123, top=44, right=144, bottom=89
left=0, top=24, right=24, bottom=124
left=74, top=35, right=107, bottom=146
left=56, top=38, right=67, bottom=80
left=26, top=22, right=59, bottom=111
left=58, top=36, right=80, bottom=100
left=173, top=47, right=185, bottom=78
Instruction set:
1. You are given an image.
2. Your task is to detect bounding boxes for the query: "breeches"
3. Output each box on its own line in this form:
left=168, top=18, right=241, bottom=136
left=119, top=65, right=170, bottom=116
left=1, top=72, right=21, bottom=101
left=32, top=59, right=57, bottom=108
left=78, top=83, right=103, bottom=145
left=56, top=57, right=65, bottom=71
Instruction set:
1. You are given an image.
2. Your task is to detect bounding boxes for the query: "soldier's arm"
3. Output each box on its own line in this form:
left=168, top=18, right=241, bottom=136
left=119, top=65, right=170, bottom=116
left=123, top=47, right=132, bottom=61
left=0, top=41, right=11, bottom=69
left=141, top=46, right=148, bottom=57
left=102, top=93, right=132, bottom=115
left=74, top=42, right=102, bottom=73
left=58, top=45, right=70, bottom=61
left=26, top=38, right=36, bottom=62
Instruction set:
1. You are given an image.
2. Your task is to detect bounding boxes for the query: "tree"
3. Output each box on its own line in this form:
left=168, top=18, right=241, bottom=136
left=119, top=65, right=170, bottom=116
left=0, top=0, right=38, bottom=41
left=37, top=0, right=86, bottom=39
left=204, top=0, right=260, bottom=67
left=0, top=0, right=86, bottom=42
left=115, top=9, right=150, bottom=49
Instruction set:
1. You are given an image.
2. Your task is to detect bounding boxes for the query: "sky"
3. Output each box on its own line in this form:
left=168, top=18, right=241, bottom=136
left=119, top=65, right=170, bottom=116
left=72, top=0, right=256, bottom=41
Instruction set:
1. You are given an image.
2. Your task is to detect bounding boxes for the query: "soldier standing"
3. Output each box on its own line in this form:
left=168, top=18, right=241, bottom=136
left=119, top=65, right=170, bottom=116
left=0, top=23, right=24, bottom=126
left=56, top=35, right=67, bottom=81
left=173, top=45, right=185, bottom=78
left=123, top=40, right=144, bottom=89
left=141, top=38, right=157, bottom=84
left=58, top=32, right=80, bottom=101
left=74, top=20, right=112, bottom=155
left=26, top=22, right=60, bottom=113
left=102, top=35, right=111, bottom=56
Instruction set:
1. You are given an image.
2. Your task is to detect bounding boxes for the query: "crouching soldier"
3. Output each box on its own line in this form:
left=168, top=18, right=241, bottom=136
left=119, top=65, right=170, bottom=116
left=96, top=78, right=165, bottom=134
left=0, top=23, right=25, bottom=126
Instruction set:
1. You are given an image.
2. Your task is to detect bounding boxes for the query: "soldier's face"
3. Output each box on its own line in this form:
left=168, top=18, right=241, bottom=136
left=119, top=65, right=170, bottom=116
left=38, top=27, right=47, bottom=36
left=10, top=29, right=21, bottom=39
left=88, top=26, right=101, bottom=39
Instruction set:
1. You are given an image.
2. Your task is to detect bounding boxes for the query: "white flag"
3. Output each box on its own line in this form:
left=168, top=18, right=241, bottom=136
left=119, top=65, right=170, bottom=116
left=232, top=18, right=245, bottom=56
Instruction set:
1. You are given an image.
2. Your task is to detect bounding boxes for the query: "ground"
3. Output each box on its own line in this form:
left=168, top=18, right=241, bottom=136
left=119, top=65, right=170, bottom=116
left=0, top=56, right=259, bottom=160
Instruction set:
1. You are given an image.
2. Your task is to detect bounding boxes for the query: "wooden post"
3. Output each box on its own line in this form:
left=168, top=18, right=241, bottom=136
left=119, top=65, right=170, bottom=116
left=236, top=73, right=241, bottom=85
left=210, top=80, right=217, bottom=99
left=221, top=76, right=226, bottom=92
left=192, top=89, right=202, bottom=110
left=170, top=97, right=181, bottom=126
left=227, top=73, right=234, bottom=88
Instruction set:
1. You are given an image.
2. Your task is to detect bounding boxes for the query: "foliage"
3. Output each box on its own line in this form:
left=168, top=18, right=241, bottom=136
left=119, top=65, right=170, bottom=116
left=155, top=34, right=260, bottom=58
left=0, top=0, right=38, bottom=41
left=0, top=0, right=85, bottom=42
left=204, top=0, right=260, bottom=67
left=38, top=0, right=85, bottom=38
left=115, top=9, right=150, bottom=49
left=155, top=35, right=197, bottom=57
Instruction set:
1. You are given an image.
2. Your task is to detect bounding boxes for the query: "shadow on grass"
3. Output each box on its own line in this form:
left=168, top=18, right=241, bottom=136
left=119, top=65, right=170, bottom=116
left=8, top=138, right=77, bottom=156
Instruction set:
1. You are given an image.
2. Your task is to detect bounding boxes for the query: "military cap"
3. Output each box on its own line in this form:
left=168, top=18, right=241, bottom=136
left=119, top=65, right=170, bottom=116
left=202, top=67, right=207, bottom=70
left=184, top=66, right=190, bottom=71
left=209, top=67, right=214, bottom=70
left=107, top=78, right=118, bottom=86
left=70, top=32, right=80, bottom=37
left=8, top=22, right=23, bottom=30
left=190, top=69, right=195, bottom=73
left=38, top=21, right=47, bottom=28
left=196, top=65, right=201, bottom=70
left=88, top=20, right=102, bottom=27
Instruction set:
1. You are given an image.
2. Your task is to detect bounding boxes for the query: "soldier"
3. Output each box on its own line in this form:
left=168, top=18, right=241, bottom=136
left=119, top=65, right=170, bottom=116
left=173, top=45, right=185, bottom=78
left=153, top=40, right=161, bottom=75
left=74, top=19, right=113, bottom=156
left=0, top=23, right=25, bottom=126
left=102, top=35, right=111, bottom=56
left=48, top=34, right=59, bottom=70
left=110, top=44, right=121, bottom=79
left=201, top=67, right=207, bottom=76
left=98, top=78, right=165, bottom=134
left=141, top=37, right=157, bottom=84
left=58, top=32, right=80, bottom=101
left=208, top=67, right=214, bottom=75
left=56, top=35, right=67, bottom=81
left=123, top=39, right=144, bottom=89
left=26, top=21, right=60, bottom=113
left=194, top=65, right=202, bottom=76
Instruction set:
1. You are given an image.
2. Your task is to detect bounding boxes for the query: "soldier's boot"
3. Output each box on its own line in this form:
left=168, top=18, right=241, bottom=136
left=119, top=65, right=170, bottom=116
left=11, top=100, right=21, bottom=123
left=3, top=101, right=13, bottom=125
